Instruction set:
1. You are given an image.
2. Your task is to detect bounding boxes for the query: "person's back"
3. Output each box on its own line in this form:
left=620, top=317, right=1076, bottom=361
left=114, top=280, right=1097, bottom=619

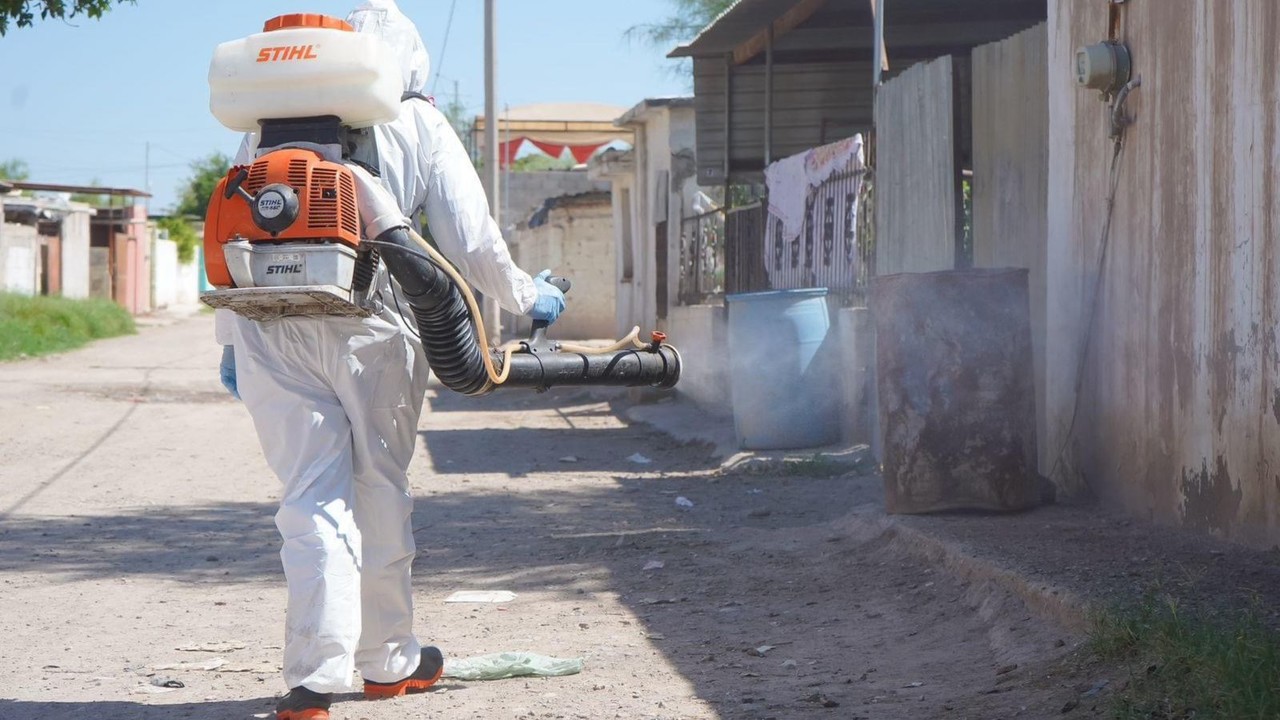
left=214, top=4, right=565, bottom=719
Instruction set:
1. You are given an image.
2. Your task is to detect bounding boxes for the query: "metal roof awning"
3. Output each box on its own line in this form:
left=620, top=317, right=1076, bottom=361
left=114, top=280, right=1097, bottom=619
left=670, top=0, right=828, bottom=62
left=9, top=182, right=150, bottom=198
left=676, top=0, right=1046, bottom=185
left=672, top=0, right=1046, bottom=65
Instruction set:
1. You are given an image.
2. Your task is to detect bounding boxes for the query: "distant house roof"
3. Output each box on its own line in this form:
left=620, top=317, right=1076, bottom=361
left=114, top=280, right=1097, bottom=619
left=2, top=194, right=98, bottom=223
left=486, top=103, right=630, bottom=123
left=0, top=181, right=12, bottom=194
left=8, top=181, right=150, bottom=198
left=472, top=102, right=635, bottom=160
left=528, top=190, right=612, bottom=229
left=616, top=97, right=696, bottom=127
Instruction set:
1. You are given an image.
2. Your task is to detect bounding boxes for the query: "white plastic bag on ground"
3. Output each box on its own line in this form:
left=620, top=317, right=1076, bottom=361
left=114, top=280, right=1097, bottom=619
left=442, top=652, right=584, bottom=681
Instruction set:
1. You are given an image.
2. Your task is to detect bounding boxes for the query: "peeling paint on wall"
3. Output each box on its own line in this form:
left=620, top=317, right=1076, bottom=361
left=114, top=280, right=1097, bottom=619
left=1046, top=0, right=1280, bottom=547
left=1180, top=456, right=1242, bottom=534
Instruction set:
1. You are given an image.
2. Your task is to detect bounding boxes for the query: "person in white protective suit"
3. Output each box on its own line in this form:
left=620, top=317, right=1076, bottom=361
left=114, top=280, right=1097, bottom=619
left=214, top=2, right=565, bottom=718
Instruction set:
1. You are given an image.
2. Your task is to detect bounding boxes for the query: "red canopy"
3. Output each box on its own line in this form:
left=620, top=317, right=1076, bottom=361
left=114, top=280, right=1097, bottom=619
left=473, top=102, right=632, bottom=168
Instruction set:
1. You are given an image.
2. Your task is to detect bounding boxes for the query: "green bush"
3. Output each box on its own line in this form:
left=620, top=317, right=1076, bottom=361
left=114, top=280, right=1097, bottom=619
left=0, top=293, right=135, bottom=361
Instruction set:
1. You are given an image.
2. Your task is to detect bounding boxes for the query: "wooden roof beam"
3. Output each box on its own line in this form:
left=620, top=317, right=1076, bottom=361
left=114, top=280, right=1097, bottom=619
left=731, top=0, right=829, bottom=66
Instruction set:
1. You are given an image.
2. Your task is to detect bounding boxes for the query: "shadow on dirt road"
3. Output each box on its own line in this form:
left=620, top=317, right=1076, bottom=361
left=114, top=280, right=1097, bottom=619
left=3, top=386, right=1087, bottom=719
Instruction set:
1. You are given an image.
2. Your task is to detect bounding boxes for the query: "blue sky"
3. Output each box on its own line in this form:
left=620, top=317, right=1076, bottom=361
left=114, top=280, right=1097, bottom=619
left=0, top=1, right=690, bottom=212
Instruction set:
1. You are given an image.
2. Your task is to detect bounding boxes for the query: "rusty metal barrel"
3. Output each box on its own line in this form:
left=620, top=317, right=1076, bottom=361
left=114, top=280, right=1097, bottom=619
left=871, top=268, right=1038, bottom=514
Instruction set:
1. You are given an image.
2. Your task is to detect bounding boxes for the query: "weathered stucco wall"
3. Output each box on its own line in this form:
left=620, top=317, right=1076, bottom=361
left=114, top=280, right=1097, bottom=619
left=60, top=212, right=91, bottom=300
left=1047, top=0, right=1280, bottom=546
left=0, top=223, right=40, bottom=296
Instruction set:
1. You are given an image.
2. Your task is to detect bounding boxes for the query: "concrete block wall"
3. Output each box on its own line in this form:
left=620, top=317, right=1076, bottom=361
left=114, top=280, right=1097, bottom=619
left=60, top=213, right=91, bottom=299
left=835, top=307, right=879, bottom=452
left=508, top=199, right=616, bottom=341
left=0, top=223, right=41, bottom=296
left=152, top=238, right=179, bottom=310
left=668, top=304, right=732, bottom=418
left=505, top=171, right=611, bottom=228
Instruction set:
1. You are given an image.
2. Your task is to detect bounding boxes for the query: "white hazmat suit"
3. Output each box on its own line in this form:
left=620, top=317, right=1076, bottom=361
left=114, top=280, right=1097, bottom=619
left=215, top=0, right=537, bottom=693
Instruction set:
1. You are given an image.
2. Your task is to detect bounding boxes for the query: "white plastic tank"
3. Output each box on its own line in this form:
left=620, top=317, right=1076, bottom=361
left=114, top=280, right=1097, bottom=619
left=209, top=14, right=402, bottom=132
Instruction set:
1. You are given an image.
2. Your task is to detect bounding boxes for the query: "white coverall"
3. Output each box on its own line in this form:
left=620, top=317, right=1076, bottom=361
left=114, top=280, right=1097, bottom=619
left=215, top=0, right=537, bottom=693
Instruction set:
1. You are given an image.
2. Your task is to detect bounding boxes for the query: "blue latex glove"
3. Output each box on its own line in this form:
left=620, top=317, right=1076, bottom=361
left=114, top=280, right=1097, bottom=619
left=529, top=269, right=566, bottom=324
left=219, top=345, right=240, bottom=400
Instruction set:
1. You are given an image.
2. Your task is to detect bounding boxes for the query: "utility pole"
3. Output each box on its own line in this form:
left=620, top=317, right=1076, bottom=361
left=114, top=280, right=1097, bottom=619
left=482, top=0, right=502, bottom=340
left=144, top=141, right=150, bottom=194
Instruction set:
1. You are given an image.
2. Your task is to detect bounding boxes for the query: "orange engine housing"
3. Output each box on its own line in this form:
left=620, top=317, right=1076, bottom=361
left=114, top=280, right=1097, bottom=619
left=203, top=148, right=361, bottom=288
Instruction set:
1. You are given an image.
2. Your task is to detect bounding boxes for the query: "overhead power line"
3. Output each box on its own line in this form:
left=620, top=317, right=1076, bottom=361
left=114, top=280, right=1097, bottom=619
left=430, top=0, right=460, bottom=97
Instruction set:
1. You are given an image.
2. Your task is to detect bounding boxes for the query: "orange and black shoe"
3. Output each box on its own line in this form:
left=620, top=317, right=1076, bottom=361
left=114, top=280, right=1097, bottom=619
left=363, top=646, right=445, bottom=700
left=276, top=686, right=332, bottom=720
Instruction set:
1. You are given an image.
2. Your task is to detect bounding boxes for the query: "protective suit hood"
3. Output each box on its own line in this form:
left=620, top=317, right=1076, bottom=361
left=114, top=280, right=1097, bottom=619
left=347, top=0, right=430, bottom=94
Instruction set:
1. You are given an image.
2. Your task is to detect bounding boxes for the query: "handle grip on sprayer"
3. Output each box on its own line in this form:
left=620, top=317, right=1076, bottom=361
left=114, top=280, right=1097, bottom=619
left=526, top=276, right=571, bottom=352
left=224, top=167, right=255, bottom=203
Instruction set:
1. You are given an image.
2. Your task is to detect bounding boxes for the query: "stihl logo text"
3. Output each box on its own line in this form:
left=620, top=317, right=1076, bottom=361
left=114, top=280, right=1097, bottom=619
left=256, top=45, right=319, bottom=63
left=266, top=264, right=304, bottom=275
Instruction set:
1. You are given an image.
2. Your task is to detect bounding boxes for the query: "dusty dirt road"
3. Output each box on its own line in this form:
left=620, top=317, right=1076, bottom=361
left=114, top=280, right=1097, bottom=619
left=0, top=314, right=1094, bottom=719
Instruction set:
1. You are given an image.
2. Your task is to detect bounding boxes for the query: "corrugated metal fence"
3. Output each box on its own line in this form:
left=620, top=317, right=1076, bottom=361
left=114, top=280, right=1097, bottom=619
left=874, top=55, right=962, bottom=275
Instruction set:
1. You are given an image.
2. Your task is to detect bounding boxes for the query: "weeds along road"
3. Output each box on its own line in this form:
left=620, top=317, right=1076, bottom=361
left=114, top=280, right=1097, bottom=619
left=0, top=313, right=1090, bottom=719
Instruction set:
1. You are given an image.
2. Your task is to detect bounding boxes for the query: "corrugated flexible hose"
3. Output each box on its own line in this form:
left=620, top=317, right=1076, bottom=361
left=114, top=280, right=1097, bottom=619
left=372, top=227, right=681, bottom=397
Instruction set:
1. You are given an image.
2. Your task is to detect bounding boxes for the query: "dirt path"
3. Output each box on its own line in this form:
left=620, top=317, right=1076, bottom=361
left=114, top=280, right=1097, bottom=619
left=0, top=314, right=1091, bottom=719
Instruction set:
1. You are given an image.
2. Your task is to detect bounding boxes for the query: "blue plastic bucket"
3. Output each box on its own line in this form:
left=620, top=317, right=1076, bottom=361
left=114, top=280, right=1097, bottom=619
left=726, top=288, right=840, bottom=450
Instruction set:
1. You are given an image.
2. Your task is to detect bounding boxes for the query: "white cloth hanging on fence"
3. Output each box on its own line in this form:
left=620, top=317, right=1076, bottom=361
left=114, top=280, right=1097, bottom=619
left=806, top=135, right=864, bottom=189
left=764, top=135, right=865, bottom=250
left=764, top=152, right=810, bottom=248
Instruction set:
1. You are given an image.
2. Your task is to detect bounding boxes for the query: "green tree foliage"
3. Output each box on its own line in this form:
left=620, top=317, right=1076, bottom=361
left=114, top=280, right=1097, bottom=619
left=156, top=216, right=201, bottom=265
left=173, top=152, right=231, bottom=219
left=626, top=0, right=735, bottom=50
left=0, top=158, right=29, bottom=181
left=441, top=95, right=472, bottom=151
left=0, top=0, right=136, bottom=35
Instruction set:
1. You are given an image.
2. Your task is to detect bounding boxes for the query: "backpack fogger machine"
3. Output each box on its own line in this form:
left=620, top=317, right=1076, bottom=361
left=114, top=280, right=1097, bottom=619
left=201, top=14, right=680, bottom=396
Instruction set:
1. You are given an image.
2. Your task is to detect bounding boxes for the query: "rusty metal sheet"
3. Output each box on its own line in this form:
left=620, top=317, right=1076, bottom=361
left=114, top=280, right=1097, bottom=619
left=873, top=268, right=1038, bottom=514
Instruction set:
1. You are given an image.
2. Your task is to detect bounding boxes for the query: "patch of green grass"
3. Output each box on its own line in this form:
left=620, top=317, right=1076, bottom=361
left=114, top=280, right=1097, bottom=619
left=1089, top=594, right=1280, bottom=719
left=0, top=293, right=135, bottom=361
left=780, top=454, right=852, bottom=477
